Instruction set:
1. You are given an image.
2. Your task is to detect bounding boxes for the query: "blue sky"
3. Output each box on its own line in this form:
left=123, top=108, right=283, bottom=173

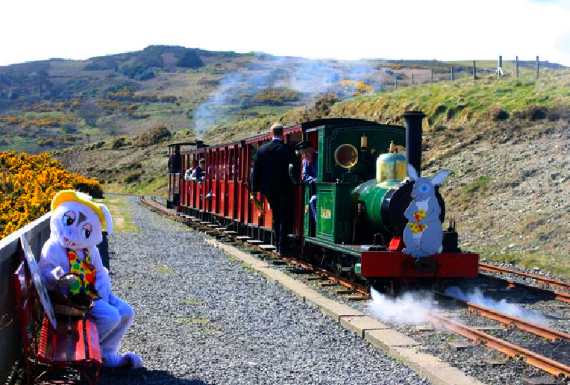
left=1, top=0, right=569, bottom=66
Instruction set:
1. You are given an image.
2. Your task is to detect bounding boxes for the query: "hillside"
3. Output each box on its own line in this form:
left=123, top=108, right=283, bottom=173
left=0, top=45, right=457, bottom=153
left=3, top=45, right=559, bottom=153
left=56, top=69, right=570, bottom=276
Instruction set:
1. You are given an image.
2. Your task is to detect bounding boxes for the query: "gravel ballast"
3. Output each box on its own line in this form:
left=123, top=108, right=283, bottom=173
left=99, top=199, right=431, bottom=385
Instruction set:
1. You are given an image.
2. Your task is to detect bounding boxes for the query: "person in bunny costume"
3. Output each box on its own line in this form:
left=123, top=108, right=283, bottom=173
left=403, top=165, right=450, bottom=259
left=39, top=190, right=143, bottom=369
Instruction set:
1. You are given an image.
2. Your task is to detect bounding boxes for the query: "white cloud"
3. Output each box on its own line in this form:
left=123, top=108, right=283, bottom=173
left=0, top=0, right=569, bottom=65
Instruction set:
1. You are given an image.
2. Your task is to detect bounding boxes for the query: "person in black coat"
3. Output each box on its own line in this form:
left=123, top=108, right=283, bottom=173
left=251, top=123, right=296, bottom=255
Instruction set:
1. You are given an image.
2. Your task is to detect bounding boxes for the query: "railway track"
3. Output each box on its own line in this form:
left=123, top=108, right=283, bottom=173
left=479, top=269, right=570, bottom=305
left=428, top=313, right=570, bottom=378
left=276, top=255, right=370, bottom=299
left=436, top=291, right=570, bottom=343
left=139, top=196, right=570, bottom=380
left=479, top=262, right=570, bottom=293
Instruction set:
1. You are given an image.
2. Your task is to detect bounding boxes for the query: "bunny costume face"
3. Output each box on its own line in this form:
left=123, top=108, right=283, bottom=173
left=50, top=193, right=112, bottom=251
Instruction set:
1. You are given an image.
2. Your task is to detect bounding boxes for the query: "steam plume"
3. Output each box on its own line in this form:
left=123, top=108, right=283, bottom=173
left=192, top=55, right=381, bottom=137
left=445, top=287, right=548, bottom=325
left=368, top=288, right=435, bottom=324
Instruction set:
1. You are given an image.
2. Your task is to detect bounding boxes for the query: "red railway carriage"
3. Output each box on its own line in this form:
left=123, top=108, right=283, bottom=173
left=170, top=124, right=305, bottom=242
left=167, top=113, right=478, bottom=287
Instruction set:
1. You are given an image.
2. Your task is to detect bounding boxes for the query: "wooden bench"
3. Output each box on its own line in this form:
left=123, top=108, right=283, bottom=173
left=13, top=261, right=102, bottom=385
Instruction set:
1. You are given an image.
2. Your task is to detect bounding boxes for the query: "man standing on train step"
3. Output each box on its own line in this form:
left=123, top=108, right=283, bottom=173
left=251, top=123, right=296, bottom=256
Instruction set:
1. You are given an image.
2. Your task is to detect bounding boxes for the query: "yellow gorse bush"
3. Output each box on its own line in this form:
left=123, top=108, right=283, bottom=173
left=0, top=151, right=102, bottom=239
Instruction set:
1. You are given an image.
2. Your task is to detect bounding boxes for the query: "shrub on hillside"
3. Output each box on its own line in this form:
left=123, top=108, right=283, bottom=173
left=85, top=57, right=120, bottom=71
left=299, top=93, right=339, bottom=121
left=251, top=87, right=301, bottom=106
left=119, top=61, right=156, bottom=80
left=523, top=105, right=548, bottom=121
left=112, top=137, right=128, bottom=149
left=134, top=125, right=172, bottom=147
left=0, top=152, right=102, bottom=238
left=177, top=49, right=204, bottom=68
left=489, top=107, right=509, bottom=121
left=124, top=171, right=143, bottom=183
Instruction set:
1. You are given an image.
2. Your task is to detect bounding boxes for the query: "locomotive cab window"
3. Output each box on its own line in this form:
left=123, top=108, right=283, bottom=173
left=334, top=144, right=358, bottom=169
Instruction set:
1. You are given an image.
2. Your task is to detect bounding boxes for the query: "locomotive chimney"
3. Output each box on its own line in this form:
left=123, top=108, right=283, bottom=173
left=403, top=111, right=425, bottom=176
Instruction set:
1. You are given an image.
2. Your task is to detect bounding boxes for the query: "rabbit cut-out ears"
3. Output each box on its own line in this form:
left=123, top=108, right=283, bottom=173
left=407, top=164, right=450, bottom=186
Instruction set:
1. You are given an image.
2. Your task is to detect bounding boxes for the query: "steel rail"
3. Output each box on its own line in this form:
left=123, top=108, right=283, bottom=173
left=480, top=262, right=570, bottom=293
left=480, top=273, right=570, bottom=305
left=280, top=255, right=370, bottom=298
left=436, top=292, right=570, bottom=342
left=428, top=313, right=570, bottom=378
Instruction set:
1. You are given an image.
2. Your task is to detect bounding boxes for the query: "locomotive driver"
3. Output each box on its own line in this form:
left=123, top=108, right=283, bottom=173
left=251, top=123, right=296, bottom=255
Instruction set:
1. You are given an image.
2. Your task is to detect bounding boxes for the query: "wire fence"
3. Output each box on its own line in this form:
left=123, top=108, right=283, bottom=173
left=377, top=56, right=558, bottom=91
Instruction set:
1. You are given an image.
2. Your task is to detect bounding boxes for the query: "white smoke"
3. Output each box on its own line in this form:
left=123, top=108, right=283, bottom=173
left=368, top=286, right=549, bottom=327
left=192, top=54, right=382, bottom=137
left=368, top=287, right=435, bottom=324
left=444, top=287, right=548, bottom=326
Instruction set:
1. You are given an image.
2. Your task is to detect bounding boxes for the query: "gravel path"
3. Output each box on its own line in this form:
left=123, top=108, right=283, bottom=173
left=99, top=198, right=431, bottom=385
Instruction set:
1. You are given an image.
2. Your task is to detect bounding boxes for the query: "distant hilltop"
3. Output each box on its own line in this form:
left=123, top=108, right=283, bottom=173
left=0, top=44, right=566, bottom=153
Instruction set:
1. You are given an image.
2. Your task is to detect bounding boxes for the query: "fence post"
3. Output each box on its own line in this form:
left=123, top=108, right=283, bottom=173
left=536, top=56, right=540, bottom=79
left=497, top=55, right=503, bottom=78
left=430, top=69, right=434, bottom=82
left=515, top=56, right=520, bottom=78
left=472, top=60, right=477, bottom=80
left=394, top=77, right=398, bottom=89
left=450, top=66, right=455, bottom=81
left=411, top=72, right=414, bottom=85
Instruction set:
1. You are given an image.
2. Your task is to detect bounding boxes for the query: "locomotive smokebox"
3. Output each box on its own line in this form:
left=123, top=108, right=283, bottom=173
left=403, top=111, right=425, bottom=176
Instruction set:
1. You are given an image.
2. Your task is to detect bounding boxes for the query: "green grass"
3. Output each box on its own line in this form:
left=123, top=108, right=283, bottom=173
left=21, top=110, right=69, bottom=119
left=175, top=316, right=221, bottom=334
left=181, top=297, right=203, bottom=306
left=117, top=175, right=168, bottom=195
left=477, top=247, right=570, bottom=280
left=97, top=195, right=139, bottom=233
left=154, top=264, right=174, bottom=274
left=179, top=317, right=210, bottom=325
left=445, top=60, right=541, bottom=74
left=462, top=176, right=491, bottom=194
left=0, top=136, right=40, bottom=152
left=328, top=70, right=570, bottom=130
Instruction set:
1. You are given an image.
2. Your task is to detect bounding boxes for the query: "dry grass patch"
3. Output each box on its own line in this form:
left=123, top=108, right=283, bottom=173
left=97, top=195, right=139, bottom=233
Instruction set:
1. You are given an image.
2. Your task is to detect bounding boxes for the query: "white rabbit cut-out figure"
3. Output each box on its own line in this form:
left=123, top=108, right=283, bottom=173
left=402, top=165, right=450, bottom=259
left=39, top=190, right=143, bottom=368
